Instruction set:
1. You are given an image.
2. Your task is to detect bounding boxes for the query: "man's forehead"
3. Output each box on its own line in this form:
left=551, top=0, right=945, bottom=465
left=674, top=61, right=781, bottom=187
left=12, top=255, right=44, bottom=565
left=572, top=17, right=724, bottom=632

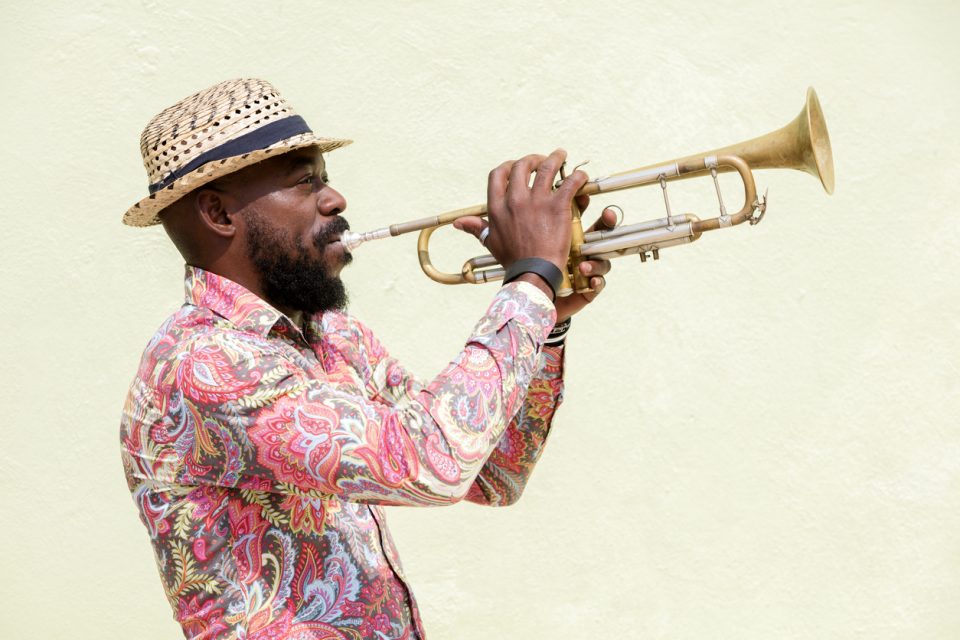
left=281, top=147, right=326, bottom=172
left=212, top=146, right=326, bottom=189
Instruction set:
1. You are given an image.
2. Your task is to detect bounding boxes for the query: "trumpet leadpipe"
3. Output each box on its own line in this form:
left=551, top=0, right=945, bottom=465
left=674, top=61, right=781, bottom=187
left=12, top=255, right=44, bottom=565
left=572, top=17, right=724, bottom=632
left=339, top=203, right=488, bottom=251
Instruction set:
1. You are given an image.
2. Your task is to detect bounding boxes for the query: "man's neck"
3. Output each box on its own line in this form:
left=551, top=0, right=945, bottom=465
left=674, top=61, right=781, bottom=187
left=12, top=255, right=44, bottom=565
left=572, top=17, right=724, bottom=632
left=287, top=309, right=306, bottom=329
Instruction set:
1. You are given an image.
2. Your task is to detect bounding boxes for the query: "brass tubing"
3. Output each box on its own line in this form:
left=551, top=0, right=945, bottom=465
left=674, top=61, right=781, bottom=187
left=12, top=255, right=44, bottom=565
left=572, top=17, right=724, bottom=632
left=583, top=214, right=696, bottom=243
left=418, top=154, right=757, bottom=287
left=690, top=155, right=757, bottom=234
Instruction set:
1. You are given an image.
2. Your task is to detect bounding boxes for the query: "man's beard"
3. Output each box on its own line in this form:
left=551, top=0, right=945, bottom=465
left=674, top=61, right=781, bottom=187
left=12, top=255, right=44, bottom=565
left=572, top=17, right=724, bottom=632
left=244, top=211, right=353, bottom=315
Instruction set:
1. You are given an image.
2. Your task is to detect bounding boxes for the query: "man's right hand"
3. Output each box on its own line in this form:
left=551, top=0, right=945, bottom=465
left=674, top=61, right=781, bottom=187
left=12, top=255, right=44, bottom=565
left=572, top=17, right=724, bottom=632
left=454, top=149, right=589, bottom=297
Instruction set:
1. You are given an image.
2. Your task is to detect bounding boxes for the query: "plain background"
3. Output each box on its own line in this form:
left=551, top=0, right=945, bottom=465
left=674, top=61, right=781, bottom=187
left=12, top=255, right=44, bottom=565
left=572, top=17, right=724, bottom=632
left=2, top=1, right=958, bottom=638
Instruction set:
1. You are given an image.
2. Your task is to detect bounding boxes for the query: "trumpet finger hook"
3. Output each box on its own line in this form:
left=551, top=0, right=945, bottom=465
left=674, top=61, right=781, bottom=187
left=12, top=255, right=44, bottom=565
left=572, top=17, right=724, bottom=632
left=556, top=160, right=591, bottom=188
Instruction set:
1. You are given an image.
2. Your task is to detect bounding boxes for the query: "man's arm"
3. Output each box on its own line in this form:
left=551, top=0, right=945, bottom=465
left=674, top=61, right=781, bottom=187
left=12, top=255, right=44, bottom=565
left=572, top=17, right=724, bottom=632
left=357, top=318, right=567, bottom=506
left=122, top=281, right=556, bottom=507
left=455, top=203, right=621, bottom=505
left=375, top=197, right=618, bottom=506
left=464, top=344, right=565, bottom=505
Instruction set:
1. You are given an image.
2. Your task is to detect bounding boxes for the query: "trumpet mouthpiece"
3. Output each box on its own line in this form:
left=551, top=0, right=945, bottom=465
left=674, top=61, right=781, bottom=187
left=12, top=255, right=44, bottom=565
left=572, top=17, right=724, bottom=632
left=338, top=227, right=393, bottom=251
left=338, top=230, right=364, bottom=251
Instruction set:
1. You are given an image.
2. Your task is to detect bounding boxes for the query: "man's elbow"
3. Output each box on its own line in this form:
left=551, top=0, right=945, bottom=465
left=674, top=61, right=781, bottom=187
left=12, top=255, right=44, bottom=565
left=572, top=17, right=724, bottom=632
left=463, top=479, right=524, bottom=506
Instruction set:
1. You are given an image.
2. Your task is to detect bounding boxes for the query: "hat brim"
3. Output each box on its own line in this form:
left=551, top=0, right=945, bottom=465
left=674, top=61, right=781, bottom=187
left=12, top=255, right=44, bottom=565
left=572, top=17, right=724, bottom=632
left=122, top=133, right=352, bottom=227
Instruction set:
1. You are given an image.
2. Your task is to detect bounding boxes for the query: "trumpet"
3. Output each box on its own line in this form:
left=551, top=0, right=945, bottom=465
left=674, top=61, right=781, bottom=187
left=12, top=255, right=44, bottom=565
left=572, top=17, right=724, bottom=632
left=339, top=87, right=834, bottom=297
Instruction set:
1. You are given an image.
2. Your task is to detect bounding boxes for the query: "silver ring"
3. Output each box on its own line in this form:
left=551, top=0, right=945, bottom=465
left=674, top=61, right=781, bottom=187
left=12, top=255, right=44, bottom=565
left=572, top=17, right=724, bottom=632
left=479, top=227, right=490, bottom=246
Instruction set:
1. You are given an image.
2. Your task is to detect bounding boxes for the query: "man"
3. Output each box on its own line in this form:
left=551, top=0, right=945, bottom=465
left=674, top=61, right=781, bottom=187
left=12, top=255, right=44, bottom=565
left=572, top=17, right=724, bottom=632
left=120, top=78, right=613, bottom=639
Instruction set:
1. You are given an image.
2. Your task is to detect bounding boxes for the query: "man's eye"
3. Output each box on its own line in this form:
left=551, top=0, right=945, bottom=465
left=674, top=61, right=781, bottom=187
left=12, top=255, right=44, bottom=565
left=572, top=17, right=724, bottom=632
left=298, top=174, right=315, bottom=185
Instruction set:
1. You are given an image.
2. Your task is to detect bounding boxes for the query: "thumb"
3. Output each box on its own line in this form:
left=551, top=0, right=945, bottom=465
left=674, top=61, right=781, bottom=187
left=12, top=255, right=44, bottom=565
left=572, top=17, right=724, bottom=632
left=452, top=216, right=486, bottom=241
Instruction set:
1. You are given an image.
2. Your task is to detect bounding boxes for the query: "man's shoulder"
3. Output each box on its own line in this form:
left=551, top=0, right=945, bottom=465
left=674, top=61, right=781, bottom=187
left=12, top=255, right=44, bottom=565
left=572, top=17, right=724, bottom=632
left=315, top=309, right=372, bottom=339
left=134, top=304, right=284, bottom=381
left=315, top=310, right=386, bottom=352
left=309, top=310, right=392, bottom=372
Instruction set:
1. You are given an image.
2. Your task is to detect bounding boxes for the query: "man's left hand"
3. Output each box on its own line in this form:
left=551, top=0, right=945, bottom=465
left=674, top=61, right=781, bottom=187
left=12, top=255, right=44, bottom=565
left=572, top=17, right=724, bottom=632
left=554, top=195, right=615, bottom=322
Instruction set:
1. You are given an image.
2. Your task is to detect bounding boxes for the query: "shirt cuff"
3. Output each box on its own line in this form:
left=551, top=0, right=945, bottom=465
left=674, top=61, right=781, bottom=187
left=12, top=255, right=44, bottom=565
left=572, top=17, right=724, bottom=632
left=500, top=281, right=557, bottom=342
left=467, top=281, right=557, bottom=347
left=509, top=280, right=555, bottom=311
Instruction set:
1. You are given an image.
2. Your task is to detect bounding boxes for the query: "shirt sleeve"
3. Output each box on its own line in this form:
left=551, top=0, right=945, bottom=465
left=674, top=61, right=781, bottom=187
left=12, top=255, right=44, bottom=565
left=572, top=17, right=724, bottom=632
left=464, top=344, right=565, bottom=506
left=123, top=282, right=557, bottom=507
left=360, top=319, right=566, bottom=507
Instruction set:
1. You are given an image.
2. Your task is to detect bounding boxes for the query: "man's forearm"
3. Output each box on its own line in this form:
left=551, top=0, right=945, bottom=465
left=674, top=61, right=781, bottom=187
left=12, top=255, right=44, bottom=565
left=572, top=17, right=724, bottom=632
left=465, top=344, right=565, bottom=505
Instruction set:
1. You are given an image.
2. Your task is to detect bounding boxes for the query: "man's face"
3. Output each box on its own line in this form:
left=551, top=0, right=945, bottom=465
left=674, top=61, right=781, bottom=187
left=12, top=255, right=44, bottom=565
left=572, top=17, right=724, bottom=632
left=220, top=147, right=353, bottom=314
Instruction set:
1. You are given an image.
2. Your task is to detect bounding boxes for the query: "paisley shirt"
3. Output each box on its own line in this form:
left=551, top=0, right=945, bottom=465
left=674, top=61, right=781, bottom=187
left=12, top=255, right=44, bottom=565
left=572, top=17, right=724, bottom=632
left=120, top=266, right=565, bottom=639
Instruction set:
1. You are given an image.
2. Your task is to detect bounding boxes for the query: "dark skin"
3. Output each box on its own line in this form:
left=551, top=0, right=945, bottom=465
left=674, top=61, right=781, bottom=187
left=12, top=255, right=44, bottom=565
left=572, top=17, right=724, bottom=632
left=161, top=146, right=614, bottom=322
left=162, top=149, right=348, bottom=318
left=454, top=148, right=616, bottom=321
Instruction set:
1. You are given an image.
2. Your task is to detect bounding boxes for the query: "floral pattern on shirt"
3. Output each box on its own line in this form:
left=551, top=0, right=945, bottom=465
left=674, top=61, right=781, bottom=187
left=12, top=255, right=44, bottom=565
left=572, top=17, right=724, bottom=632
left=121, top=266, right=564, bottom=639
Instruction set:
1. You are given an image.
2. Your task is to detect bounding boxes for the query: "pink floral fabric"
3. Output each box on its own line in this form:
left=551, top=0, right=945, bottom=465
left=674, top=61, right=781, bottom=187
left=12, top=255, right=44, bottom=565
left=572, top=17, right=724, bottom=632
left=121, top=266, right=565, bottom=639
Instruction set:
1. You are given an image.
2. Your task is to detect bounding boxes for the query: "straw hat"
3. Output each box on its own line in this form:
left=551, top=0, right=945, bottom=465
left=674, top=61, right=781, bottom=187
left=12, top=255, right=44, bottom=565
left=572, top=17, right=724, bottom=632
left=123, top=78, right=352, bottom=226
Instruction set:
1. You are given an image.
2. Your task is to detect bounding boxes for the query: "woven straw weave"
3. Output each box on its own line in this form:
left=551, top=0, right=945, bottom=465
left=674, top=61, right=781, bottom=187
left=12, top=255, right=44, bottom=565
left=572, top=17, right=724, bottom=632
left=124, top=78, right=350, bottom=226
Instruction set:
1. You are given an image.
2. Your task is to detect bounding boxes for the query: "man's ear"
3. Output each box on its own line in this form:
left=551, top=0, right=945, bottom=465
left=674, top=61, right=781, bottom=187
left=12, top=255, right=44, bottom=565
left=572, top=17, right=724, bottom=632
left=195, top=188, right=237, bottom=238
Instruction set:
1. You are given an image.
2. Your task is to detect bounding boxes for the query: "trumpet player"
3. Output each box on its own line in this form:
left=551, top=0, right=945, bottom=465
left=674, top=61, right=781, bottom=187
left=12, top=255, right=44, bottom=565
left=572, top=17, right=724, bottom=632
left=120, top=78, right=614, bottom=639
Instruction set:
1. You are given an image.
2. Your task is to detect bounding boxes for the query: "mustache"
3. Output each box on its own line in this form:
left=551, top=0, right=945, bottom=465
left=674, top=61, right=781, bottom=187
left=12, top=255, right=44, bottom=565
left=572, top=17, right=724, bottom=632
left=314, top=216, right=351, bottom=248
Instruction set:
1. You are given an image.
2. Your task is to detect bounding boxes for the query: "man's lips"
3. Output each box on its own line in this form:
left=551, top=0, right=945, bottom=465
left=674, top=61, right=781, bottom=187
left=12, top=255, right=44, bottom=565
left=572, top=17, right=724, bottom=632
left=315, top=218, right=351, bottom=248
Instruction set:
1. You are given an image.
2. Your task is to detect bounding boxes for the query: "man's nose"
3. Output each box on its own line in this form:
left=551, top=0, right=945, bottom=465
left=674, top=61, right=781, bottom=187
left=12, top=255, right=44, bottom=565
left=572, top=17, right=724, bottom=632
left=318, top=186, right=347, bottom=216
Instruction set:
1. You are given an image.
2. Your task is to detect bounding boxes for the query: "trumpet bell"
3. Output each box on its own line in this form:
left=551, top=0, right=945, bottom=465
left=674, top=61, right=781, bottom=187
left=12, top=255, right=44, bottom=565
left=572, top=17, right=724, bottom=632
left=614, top=87, right=835, bottom=195
left=707, top=86, right=834, bottom=194
left=801, top=87, right=835, bottom=194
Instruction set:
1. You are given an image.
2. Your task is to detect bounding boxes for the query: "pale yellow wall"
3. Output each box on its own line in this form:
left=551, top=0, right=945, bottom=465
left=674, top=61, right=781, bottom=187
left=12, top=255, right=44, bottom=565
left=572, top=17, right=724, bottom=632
left=2, top=1, right=958, bottom=638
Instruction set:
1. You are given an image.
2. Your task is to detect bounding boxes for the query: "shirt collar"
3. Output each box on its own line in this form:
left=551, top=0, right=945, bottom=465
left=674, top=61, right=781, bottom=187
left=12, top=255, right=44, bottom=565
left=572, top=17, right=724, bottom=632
left=184, top=265, right=303, bottom=338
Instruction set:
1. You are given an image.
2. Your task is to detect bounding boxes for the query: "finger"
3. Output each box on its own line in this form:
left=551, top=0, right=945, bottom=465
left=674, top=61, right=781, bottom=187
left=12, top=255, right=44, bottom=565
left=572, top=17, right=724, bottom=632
left=600, top=206, right=619, bottom=228
left=585, top=206, right=620, bottom=233
left=531, top=148, right=568, bottom=193
left=578, top=258, right=612, bottom=277
left=554, top=168, right=589, bottom=202
left=452, top=215, right=486, bottom=240
left=574, top=193, right=590, bottom=214
left=591, top=275, right=606, bottom=292
left=578, top=276, right=606, bottom=303
left=510, top=154, right=547, bottom=194
left=487, top=160, right=513, bottom=216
